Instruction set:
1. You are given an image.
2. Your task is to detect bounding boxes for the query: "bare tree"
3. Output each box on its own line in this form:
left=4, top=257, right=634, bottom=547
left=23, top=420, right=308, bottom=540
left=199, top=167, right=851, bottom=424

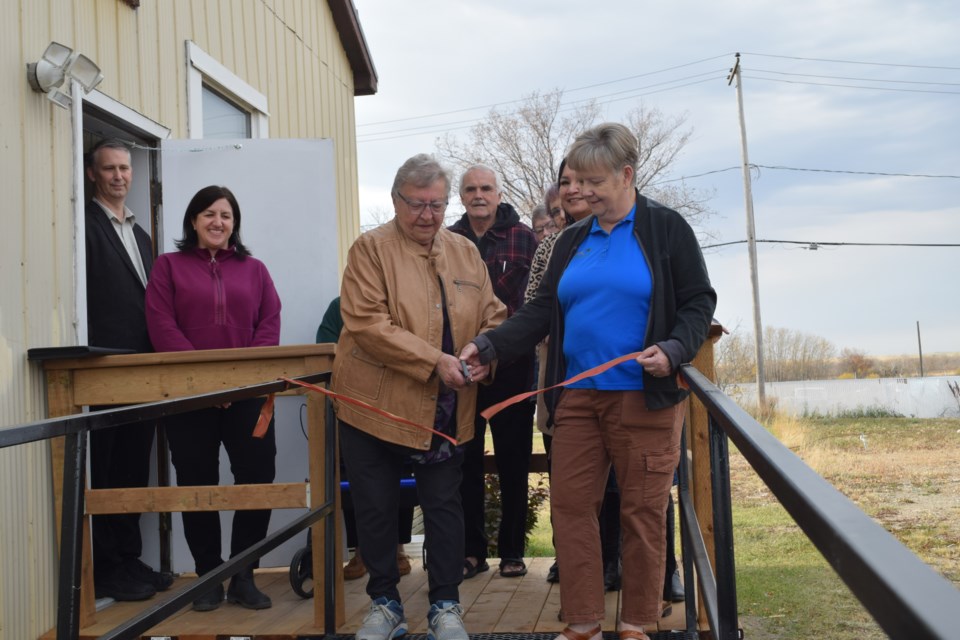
left=717, top=325, right=838, bottom=384
left=360, top=205, right=396, bottom=232
left=436, top=90, right=599, bottom=217
left=435, top=89, right=714, bottom=236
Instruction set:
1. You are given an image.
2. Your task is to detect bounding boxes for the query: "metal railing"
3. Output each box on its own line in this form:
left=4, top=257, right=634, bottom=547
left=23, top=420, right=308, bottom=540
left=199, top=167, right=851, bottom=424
left=679, top=364, right=960, bottom=639
left=0, top=372, right=337, bottom=640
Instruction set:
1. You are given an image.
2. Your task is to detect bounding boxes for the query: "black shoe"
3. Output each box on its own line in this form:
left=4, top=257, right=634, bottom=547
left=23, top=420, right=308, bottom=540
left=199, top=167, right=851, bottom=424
left=664, top=568, right=685, bottom=602
left=546, top=560, right=560, bottom=584
left=192, top=583, right=224, bottom=612
left=227, top=569, right=272, bottom=610
left=124, top=558, right=174, bottom=591
left=603, top=559, right=621, bottom=592
left=94, top=566, right=156, bottom=601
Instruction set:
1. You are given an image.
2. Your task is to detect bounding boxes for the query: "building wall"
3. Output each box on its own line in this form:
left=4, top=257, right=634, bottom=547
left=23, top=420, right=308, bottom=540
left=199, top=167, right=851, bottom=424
left=0, top=1, right=363, bottom=637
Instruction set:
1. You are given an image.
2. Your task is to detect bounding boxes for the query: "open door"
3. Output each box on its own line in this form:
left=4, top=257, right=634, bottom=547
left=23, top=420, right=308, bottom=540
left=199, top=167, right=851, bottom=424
left=159, top=137, right=341, bottom=570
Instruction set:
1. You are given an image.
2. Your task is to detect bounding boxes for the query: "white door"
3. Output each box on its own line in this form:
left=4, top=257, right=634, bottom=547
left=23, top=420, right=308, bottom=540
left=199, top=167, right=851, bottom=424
left=156, top=137, right=340, bottom=572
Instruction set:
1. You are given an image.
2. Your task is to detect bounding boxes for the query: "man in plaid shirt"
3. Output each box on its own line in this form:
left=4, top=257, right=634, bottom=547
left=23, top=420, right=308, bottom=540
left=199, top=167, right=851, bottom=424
left=449, top=164, right=538, bottom=580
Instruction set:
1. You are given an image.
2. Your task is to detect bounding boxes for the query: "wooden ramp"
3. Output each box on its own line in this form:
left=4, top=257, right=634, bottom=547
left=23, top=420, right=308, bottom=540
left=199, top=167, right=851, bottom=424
left=43, top=557, right=695, bottom=639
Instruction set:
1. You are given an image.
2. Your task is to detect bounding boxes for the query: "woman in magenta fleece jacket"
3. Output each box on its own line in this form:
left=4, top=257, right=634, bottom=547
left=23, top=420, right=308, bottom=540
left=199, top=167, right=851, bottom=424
left=146, top=185, right=281, bottom=613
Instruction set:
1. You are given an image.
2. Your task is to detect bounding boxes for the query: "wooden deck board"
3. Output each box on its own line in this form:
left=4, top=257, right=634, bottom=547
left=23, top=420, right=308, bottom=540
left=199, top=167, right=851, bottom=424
left=44, top=558, right=696, bottom=639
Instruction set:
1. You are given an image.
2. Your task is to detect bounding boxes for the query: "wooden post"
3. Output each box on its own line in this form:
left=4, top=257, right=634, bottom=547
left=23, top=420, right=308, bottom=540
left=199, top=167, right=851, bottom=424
left=686, top=323, right=724, bottom=627
left=40, top=344, right=337, bottom=636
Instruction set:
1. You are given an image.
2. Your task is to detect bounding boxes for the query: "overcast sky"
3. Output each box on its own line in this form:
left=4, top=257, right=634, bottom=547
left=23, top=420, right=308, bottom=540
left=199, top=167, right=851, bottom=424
left=351, top=0, right=959, bottom=357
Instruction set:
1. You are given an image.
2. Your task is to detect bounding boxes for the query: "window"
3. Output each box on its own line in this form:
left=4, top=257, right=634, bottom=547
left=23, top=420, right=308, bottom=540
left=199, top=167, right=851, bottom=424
left=186, top=41, right=268, bottom=139
left=202, top=85, right=251, bottom=138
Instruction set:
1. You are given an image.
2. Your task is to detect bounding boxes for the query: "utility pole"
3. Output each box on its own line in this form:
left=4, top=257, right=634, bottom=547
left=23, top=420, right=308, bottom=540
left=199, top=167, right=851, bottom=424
left=917, top=321, right=924, bottom=377
left=728, top=53, right=767, bottom=408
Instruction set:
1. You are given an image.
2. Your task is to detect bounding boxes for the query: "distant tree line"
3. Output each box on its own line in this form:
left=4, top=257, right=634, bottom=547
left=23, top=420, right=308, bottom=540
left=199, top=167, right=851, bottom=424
left=715, top=325, right=960, bottom=387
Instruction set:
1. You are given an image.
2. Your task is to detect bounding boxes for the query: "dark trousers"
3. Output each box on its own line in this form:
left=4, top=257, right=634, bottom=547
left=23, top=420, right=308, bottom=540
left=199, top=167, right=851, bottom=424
left=340, top=422, right=463, bottom=605
left=164, top=398, right=276, bottom=576
left=664, top=491, right=677, bottom=588
left=461, top=396, right=534, bottom=562
left=90, top=416, right=156, bottom=577
left=341, top=437, right=415, bottom=548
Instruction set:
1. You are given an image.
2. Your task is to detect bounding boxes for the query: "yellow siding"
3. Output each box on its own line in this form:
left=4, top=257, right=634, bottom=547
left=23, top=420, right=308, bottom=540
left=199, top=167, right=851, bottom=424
left=2, top=1, right=365, bottom=637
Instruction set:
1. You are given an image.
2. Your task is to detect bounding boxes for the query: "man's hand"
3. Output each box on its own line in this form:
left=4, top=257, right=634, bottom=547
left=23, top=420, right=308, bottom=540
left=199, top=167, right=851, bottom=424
left=636, top=345, right=672, bottom=379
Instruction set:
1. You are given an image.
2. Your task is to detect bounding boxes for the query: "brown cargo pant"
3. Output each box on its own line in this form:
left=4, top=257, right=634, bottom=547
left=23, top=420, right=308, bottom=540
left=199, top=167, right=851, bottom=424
left=552, top=389, right=683, bottom=626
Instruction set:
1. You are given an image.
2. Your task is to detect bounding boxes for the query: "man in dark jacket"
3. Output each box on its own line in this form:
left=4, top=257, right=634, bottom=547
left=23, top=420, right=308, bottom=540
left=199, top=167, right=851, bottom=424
left=85, top=138, right=171, bottom=601
left=448, top=164, right=537, bottom=579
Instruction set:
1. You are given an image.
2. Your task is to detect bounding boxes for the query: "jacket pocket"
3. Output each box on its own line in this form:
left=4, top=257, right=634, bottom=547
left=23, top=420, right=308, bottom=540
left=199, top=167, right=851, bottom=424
left=341, top=347, right=386, bottom=400
left=450, top=278, right=483, bottom=316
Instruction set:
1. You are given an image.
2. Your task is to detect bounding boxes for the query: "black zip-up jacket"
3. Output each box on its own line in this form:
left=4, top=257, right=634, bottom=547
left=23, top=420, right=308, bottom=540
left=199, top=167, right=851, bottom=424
left=473, top=190, right=717, bottom=418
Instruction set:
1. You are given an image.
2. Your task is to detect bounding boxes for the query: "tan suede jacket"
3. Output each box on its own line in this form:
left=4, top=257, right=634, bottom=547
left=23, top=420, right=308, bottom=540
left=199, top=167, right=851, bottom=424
left=332, top=219, right=506, bottom=450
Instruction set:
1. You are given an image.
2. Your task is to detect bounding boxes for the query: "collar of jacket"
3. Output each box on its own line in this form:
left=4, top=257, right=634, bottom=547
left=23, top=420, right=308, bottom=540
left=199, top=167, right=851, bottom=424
left=190, top=246, right=237, bottom=261
left=390, top=217, right=446, bottom=259
left=560, top=189, right=648, bottom=242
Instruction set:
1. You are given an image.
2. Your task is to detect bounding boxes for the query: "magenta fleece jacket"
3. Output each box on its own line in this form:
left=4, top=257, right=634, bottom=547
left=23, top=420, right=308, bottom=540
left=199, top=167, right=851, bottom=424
left=145, top=247, right=281, bottom=352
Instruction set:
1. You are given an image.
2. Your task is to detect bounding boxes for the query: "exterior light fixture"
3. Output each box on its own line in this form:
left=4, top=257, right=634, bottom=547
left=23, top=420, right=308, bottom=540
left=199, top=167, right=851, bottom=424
left=26, top=41, right=103, bottom=109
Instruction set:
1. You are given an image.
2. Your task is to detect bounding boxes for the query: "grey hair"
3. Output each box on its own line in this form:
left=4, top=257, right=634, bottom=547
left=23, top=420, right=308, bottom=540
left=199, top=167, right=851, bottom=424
left=530, top=203, right=549, bottom=222
left=566, top=122, right=639, bottom=175
left=86, top=138, right=131, bottom=168
left=543, top=182, right=560, bottom=208
left=391, top=153, right=452, bottom=196
left=459, top=163, right=503, bottom=194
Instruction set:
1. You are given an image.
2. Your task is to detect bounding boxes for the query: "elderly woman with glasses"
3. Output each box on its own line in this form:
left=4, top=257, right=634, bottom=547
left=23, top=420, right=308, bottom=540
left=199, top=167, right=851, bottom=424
left=462, top=123, right=716, bottom=640
left=531, top=203, right=558, bottom=242
left=332, top=154, right=506, bottom=640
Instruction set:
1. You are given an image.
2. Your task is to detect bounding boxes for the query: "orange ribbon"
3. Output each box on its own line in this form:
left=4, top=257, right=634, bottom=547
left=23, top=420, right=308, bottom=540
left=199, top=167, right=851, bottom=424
left=480, top=351, right=687, bottom=421
left=255, top=351, right=685, bottom=440
left=277, top=376, right=459, bottom=447
left=252, top=393, right=275, bottom=438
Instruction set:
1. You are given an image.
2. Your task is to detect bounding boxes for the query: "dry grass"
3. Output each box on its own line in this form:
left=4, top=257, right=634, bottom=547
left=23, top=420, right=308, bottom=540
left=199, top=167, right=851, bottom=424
left=732, top=415, right=960, bottom=638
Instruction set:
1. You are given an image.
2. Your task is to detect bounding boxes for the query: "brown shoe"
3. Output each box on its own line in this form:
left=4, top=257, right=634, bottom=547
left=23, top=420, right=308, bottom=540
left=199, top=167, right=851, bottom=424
left=343, top=551, right=366, bottom=580
left=397, top=551, right=411, bottom=576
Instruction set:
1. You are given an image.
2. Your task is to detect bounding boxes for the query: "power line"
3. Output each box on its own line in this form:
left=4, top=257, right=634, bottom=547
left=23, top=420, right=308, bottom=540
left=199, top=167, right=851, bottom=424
left=739, top=52, right=960, bottom=71
left=652, top=164, right=960, bottom=186
left=702, top=239, right=960, bottom=250
left=357, top=54, right=733, bottom=128
left=753, top=165, right=960, bottom=179
left=358, top=73, right=725, bottom=143
left=743, top=74, right=960, bottom=95
left=748, top=67, right=960, bottom=87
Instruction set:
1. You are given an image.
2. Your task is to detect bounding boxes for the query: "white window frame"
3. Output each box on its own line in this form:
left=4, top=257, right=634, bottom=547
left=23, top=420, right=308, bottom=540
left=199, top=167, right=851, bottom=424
left=186, top=40, right=269, bottom=139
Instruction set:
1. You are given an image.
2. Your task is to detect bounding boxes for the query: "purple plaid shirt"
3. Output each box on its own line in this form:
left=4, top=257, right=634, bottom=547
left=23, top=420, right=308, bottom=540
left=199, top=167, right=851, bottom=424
left=448, top=202, right=537, bottom=317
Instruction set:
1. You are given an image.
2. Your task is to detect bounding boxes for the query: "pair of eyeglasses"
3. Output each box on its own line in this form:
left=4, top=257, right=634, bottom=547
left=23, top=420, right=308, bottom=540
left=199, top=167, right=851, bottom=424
left=534, top=221, right=558, bottom=235
left=396, top=192, right=448, bottom=215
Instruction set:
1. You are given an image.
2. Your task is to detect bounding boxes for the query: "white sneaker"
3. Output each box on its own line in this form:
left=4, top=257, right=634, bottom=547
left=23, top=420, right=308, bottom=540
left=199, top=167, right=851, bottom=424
left=427, top=600, right=468, bottom=640
left=357, top=597, right=407, bottom=640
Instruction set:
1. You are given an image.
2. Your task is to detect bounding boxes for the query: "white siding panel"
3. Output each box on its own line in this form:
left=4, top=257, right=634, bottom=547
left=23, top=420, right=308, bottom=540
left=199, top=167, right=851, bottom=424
left=3, top=2, right=366, bottom=636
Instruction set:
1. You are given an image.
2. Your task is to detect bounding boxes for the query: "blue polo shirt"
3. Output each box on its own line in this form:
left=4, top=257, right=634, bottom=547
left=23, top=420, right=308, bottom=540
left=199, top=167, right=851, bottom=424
left=557, top=205, right=652, bottom=390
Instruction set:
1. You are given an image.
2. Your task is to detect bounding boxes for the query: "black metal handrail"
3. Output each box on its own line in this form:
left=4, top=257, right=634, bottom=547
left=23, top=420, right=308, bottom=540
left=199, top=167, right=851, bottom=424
left=0, top=372, right=335, bottom=640
left=680, top=364, right=960, bottom=639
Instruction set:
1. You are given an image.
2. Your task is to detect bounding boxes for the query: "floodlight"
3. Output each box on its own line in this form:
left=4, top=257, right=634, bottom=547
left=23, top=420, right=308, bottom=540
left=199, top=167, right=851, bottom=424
left=26, top=41, right=74, bottom=93
left=66, top=53, right=103, bottom=93
left=26, top=42, right=103, bottom=109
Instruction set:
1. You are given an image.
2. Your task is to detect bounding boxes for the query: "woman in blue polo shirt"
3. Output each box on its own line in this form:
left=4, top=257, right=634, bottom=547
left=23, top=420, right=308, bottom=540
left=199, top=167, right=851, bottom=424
left=464, top=122, right=716, bottom=640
